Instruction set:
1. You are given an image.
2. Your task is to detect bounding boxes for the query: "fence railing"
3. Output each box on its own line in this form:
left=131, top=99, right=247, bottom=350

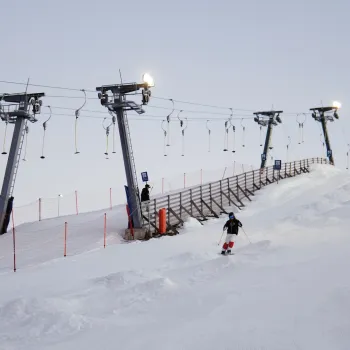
left=8, top=161, right=252, bottom=227
left=141, top=158, right=328, bottom=235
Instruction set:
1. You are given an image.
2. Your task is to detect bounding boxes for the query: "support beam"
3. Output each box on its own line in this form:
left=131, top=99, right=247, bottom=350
left=221, top=191, right=242, bottom=209
left=261, top=119, right=274, bottom=169
left=228, top=188, right=245, bottom=207
left=116, top=105, right=143, bottom=228
left=96, top=78, right=153, bottom=229
left=244, top=187, right=255, bottom=197
left=169, top=208, right=184, bottom=225
left=142, top=215, right=159, bottom=233
left=253, top=110, right=283, bottom=169
left=211, top=197, right=227, bottom=214
left=237, top=184, right=252, bottom=202
left=191, top=200, right=206, bottom=219
left=310, top=106, right=340, bottom=166
left=0, top=92, right=45, bottom=235
left=321, top=116, right=334, bottom=165
left=180, top=205, right=204, bottom=225
left=201, top=199, right=219, bottom=218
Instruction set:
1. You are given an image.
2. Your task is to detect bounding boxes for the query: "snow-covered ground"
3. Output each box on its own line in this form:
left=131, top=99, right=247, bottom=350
left=1, top=164, right=350, bottom=350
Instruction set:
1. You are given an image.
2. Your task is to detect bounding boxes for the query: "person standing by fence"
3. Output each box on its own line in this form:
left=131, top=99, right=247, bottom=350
left=141, top=184, right=151, bottom=202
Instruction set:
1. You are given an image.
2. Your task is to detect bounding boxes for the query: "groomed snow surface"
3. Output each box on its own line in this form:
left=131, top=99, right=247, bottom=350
left=1, top=164, right=350, bottom=350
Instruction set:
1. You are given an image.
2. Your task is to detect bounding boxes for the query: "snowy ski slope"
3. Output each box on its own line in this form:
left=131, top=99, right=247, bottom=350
left=1, top=164, right=350, bottom=350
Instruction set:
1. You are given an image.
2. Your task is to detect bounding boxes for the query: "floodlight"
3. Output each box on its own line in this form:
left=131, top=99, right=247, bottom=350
left=332, top=101, right=341, bottom=109
left=142, top=73, right=155, bottom=87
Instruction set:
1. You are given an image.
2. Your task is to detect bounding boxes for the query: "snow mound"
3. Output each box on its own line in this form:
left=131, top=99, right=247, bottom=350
left=1, top=164, right=350, bottom=349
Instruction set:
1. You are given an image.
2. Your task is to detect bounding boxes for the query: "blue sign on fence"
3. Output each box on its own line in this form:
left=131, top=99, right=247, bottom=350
left=327, top=149, right=332, bottom=158
left=141, top=171, right=149, bottom=182
left=274, top=160, right=282, bottom=170
left=261, top=153, right=266, bottom=161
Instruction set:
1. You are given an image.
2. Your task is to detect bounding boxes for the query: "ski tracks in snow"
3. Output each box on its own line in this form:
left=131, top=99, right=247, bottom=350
left=0, top=239, right=271, bottom=350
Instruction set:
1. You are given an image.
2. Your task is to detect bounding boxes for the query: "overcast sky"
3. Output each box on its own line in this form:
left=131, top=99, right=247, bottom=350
left=0, top=0, right=349, bottom=213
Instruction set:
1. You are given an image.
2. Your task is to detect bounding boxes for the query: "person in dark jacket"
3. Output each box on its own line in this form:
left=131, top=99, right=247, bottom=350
left=221, top=212, right=242, bottom=255
left=140, top=184, right=150, bottom=202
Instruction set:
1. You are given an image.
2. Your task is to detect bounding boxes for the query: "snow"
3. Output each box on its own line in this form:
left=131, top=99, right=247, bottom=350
left=1, top=163, right=350, bottom=350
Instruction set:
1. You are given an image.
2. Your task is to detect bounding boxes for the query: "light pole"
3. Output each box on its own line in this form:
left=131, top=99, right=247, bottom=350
left=253, top=110, right=283, bottom=169
left=96, top=74, right=154, bottom=233
left=310, top=101, right=341, bottom=165
left=0, top=92, right=45, bottom=235
left=58, top=194, right=63, bottom=217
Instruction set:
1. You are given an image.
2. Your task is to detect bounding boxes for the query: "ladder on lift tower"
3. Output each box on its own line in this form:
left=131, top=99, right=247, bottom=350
left=9, top=121, right=27, bottom=197
left=123, top=109, right=140, bottom=197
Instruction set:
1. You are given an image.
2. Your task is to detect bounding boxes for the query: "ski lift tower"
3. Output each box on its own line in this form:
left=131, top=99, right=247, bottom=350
left=0, top=92, right=45, bottom=235
left=253, top=110, right=283, bottom=169
left=96, top=74, right=154, bottom=239
left=310, top=103, right=340, bottom=165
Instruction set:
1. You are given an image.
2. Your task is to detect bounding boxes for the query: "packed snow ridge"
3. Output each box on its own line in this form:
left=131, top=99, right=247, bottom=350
left=1, top=164, right=350, bottom=350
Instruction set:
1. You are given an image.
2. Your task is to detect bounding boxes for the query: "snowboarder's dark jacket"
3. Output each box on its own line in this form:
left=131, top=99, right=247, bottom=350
left=223, top=218, right=242, bottom=235
left=141, top=187, right=150, bottom=202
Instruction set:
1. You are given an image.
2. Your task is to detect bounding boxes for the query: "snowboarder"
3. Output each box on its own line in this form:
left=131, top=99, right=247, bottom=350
left=221, top=212, right=242, bottom=255
left=141, top=184, right=151, bottom=202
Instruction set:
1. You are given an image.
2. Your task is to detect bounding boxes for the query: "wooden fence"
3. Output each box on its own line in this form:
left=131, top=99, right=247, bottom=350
left=141, top=158, right=328, bottom=236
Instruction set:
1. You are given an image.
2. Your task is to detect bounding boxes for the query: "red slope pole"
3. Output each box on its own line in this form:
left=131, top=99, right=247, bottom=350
left=126, top=205, right=134, bottom=239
